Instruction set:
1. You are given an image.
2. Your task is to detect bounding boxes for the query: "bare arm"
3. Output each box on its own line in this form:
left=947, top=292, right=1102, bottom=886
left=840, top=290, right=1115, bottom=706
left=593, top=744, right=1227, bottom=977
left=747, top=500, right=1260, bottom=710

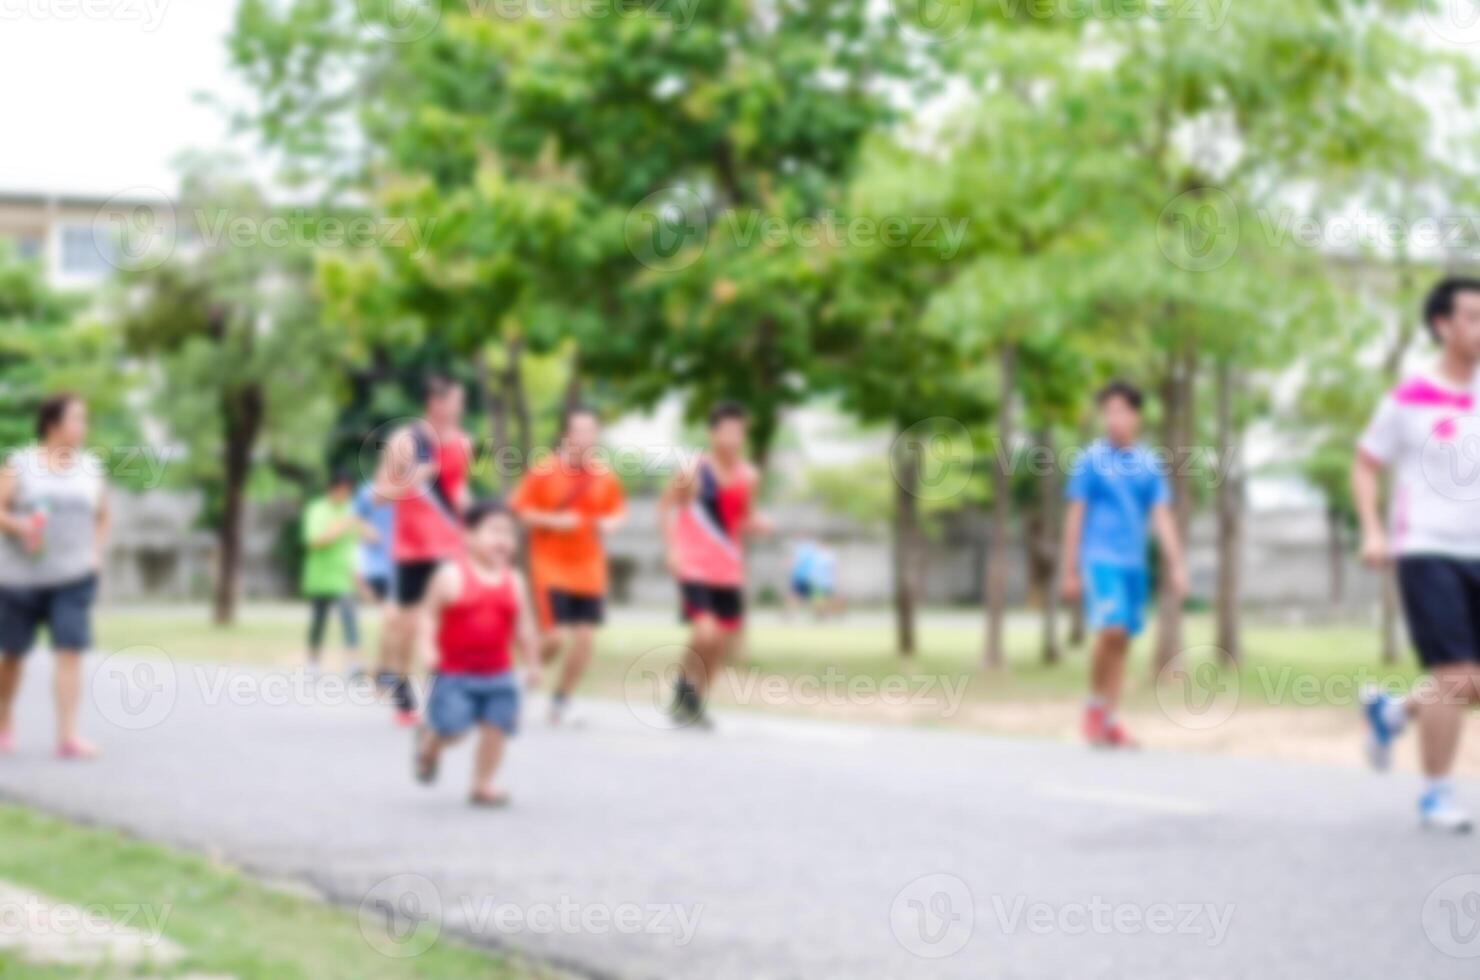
left=1058, top=500, right=1085, bottom=601
left=518, top=508, right=581, bottom=531
left=1353, top=451, right=1387, bottom=567
left=308, top=515, right=358, bottom=549
left=596, top=505, right=627, bottom=535
left=656, top=462, right=698, bottom=578
left=373, top=429, right=433, bottom=504
left=511, top=570, right=542, bottom=685
left=0, top=464, right=24, bottom=538
left=423, top=562, right=459, bottom=621
left=93, top=489, right=110, bottom=570
left=1151, top=502, right=1188, bottom=597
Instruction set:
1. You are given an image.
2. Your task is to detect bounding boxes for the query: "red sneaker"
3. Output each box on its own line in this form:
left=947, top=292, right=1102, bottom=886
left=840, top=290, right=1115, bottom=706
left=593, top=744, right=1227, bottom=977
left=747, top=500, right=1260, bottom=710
left=394, top=709, right=420, bottom=729
left=57, top=737, right=100, bottom=760
left=1102, top=721, right=1139, bottom=750
left=1082, top=704, right=1108, bottom=746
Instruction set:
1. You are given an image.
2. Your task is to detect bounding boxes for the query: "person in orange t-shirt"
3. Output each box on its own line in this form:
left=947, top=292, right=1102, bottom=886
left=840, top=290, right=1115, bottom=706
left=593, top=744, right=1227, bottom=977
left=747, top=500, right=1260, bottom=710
left=509, top=407, right=625, bottom=725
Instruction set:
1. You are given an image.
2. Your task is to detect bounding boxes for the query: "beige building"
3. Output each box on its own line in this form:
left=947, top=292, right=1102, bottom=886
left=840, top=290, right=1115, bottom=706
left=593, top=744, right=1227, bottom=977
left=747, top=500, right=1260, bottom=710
left=0, top=189, right=175, bottom=290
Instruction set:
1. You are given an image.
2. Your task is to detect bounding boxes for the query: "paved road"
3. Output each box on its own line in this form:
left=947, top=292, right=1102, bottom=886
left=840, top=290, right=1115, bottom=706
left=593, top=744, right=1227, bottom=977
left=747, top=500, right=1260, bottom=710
left=0, top=653, right=1476, bottom=979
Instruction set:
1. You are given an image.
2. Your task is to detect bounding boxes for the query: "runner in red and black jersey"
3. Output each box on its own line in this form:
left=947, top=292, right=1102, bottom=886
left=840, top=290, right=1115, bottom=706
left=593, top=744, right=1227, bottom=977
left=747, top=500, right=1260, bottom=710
left=658, top=401, right=771, bottom=727
left=372, top=375, right=472, bottom=726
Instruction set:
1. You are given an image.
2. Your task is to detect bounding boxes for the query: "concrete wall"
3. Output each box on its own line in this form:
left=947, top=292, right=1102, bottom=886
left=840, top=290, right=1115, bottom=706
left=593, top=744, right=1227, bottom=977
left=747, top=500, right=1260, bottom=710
left=99, top=488, right=1378, bottom=617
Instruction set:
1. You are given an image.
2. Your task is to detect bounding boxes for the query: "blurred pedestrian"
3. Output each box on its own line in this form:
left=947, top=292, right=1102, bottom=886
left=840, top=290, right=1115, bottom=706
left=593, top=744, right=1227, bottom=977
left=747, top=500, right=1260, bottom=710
left=301, top=471, right=363, bottom=676
left=0, top=393, right=109, bottom=759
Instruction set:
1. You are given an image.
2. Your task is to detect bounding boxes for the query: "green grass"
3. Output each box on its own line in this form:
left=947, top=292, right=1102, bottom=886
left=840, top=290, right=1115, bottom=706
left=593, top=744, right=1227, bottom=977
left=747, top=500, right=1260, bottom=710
left=95, top=605, right=1416, bottom=724
left=0, top=805, right=536, bottom=979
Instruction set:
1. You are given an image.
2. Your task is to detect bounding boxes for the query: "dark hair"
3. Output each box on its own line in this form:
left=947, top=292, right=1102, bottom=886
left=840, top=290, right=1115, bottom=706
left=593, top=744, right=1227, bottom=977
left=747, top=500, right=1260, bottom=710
left=328, top=469, right=354, bottom=491
left=560, top=404, right=599, bottom=437
left=1423, top=277, right=1480, bottom=340
left=35, top=393, right=81, bottom=440
left=423, top=374, right=460, bottom=403
left=1095, top=380, right=1144, bottom=412
left=464, top=497, right=510, bottom=529
left=707, top=401, right=748, bottom=429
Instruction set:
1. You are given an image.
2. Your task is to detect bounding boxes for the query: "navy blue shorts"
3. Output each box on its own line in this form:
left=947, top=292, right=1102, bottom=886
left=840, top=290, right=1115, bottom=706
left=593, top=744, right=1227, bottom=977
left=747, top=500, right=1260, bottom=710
left=1397, top=557, right=1480, bottom=669
left=427, top=671, right=520, bottom=737
left=548, top=589, right=604, bottom=626
left=0, top=574, right=98, bottom=654
left=680, top=582, right=744, bottom=631
left=393, top=560, right=441, bottom=608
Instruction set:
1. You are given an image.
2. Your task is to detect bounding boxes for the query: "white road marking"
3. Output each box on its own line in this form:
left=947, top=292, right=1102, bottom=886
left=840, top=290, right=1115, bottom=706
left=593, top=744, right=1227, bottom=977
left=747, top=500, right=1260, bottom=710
left=1033, top=781, right=1213, bottom=816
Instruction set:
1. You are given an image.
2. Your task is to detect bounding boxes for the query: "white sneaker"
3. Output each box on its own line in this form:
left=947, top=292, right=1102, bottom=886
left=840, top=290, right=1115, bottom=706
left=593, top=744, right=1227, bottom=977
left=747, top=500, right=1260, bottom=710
left=1360, top=685, right=1406, bottom=772
left=548, top=700, right=586, bottom=729
left=1420, top=788, right=1474, bottom=834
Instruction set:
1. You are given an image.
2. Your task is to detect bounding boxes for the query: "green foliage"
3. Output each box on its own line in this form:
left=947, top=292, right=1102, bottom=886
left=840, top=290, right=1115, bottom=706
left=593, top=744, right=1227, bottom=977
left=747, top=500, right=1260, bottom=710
left=0, top=245, right=141, bottom=478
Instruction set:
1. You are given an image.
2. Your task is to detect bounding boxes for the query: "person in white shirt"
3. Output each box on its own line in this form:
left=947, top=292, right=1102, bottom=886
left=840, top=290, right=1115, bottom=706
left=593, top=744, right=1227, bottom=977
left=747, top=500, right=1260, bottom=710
left=1356, top=277, right=1480, bottom=833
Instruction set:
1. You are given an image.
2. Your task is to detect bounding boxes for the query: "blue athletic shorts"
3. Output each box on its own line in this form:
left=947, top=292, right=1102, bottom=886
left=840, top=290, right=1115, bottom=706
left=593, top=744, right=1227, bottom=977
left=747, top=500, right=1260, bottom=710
left=1083, top=563, right=1149, bottom=638
left=426, top=671, right=520, bottom=738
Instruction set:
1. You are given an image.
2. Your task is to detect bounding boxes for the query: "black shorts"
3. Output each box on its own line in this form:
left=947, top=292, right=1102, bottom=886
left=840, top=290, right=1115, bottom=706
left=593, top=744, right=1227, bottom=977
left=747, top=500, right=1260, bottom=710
left=679, top=582, right=744, bottom=631
left=364, top=575, right=391, bottom=602
left=548, top=589, right=604, bottom=626
left=0, top=574, right=98, bottom=654
left=393, top=561, right=442, bottom=608
left=1397, top=557, right=1480, bottom=668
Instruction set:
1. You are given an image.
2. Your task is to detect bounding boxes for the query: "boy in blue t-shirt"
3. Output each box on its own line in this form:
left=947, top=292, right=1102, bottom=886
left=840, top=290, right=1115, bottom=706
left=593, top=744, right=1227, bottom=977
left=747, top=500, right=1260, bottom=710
left=1059, top=381, right=1188, bottom=748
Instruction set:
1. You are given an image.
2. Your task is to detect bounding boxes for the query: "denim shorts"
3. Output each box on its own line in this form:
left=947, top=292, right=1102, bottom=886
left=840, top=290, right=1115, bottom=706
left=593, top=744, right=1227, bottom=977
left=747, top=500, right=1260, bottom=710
left=426, top=671, right=520, bottom=737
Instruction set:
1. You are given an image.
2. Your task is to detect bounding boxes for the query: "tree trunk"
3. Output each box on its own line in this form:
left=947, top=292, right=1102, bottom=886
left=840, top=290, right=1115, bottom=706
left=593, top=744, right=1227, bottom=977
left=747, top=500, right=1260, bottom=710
left=892, top=430, right=920, bottom=657
left=1035, top=428, right=1062, bottom=666
left=482, top=345, right=511, bottom=483
left=504, top=337, right=531, bottom=467
left=214, top=384, right=264, bottom=626
left=1213, top=359, right=1241, bottom=665
left=1153, top=347, right=1196, bottom=674
left=1380, top=570, right=1401, bottom=664
left=984, top=343, right=1016, bottom=669
left=564, top=344, right=583, bottom=412
left=1326, top=505, right=1345, bottom=614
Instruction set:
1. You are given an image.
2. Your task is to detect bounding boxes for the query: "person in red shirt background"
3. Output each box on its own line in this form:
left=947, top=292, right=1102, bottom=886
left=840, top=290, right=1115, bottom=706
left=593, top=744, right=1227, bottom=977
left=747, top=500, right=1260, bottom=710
left=372, top=376, right=472, bottom=726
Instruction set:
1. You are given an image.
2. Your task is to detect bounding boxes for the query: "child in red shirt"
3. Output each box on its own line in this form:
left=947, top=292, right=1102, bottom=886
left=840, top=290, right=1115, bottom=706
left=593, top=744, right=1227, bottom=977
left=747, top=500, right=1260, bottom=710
left=415, top=500, right=540, bottom=806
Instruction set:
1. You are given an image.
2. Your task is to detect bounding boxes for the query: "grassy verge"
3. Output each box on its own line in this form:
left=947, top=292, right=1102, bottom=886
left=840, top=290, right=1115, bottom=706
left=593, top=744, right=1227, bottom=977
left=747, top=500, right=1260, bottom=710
left=0, top=805, right=537, bottom=980
left=96, top=604, right=1416, bottom=719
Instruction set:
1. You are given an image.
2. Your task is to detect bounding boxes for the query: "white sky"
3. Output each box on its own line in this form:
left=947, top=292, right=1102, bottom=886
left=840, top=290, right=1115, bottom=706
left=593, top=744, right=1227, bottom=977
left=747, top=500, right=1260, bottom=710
left=0, top=1, right=244, bottom=197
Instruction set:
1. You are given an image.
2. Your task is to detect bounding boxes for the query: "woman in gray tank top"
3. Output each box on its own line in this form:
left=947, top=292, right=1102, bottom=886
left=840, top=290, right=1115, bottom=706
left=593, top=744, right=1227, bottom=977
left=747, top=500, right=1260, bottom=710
left=0, top=394, right=110, bottom=758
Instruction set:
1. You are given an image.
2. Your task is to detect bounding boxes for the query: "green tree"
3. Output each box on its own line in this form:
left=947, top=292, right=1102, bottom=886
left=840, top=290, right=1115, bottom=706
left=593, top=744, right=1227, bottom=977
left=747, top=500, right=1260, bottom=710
left=118, top=167, right=352, bottom=624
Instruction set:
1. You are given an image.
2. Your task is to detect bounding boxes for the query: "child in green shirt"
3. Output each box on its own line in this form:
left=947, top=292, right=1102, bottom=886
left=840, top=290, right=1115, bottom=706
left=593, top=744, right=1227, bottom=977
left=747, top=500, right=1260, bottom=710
left=302, top=473, right=364, bottom=675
